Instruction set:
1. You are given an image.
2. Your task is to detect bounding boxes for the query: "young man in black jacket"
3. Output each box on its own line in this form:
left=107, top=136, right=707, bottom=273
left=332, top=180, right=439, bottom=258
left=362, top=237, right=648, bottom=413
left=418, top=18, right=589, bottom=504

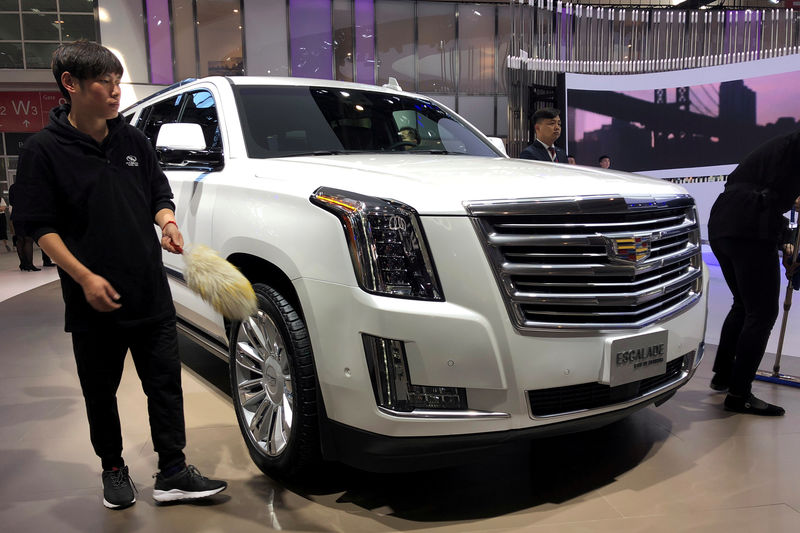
left=11, top=41, right=227, bottom=509
left=707, top=130, right=800, bottom=416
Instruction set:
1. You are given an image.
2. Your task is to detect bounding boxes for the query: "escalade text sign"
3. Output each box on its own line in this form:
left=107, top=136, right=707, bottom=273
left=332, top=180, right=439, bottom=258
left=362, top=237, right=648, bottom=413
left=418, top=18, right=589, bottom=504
left=603, top=329, right=669, bottom=387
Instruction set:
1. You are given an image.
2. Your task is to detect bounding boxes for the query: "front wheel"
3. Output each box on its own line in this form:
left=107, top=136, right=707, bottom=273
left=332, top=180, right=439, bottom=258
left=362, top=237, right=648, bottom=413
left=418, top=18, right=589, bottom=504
left=229, top=283, right=320, bottom=478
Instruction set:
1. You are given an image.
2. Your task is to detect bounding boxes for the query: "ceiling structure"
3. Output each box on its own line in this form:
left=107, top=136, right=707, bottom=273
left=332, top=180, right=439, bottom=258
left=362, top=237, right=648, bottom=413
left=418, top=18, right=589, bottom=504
left=464, top=1, right=785, bottom=8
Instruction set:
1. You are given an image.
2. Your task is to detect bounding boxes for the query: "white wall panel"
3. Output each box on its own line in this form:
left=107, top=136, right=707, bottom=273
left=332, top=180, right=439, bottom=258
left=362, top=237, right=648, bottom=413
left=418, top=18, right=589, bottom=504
left=243, top=0, right=289, bottom=76
left=98, top=0, right=149, bottom=86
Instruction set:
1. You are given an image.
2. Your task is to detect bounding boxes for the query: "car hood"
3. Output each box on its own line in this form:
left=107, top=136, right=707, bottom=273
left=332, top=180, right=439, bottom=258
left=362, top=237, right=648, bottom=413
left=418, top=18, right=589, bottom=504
left=253, top=154, right=689, bottom=215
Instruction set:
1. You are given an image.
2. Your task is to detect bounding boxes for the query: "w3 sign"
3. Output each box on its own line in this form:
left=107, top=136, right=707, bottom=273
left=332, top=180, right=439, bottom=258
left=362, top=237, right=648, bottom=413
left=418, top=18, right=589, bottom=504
left=0, top=91, right=66, bottom=133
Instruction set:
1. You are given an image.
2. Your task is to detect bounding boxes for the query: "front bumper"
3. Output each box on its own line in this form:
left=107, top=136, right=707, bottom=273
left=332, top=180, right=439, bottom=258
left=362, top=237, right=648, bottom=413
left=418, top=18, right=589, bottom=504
left=319, top=387, right=682, bottom=472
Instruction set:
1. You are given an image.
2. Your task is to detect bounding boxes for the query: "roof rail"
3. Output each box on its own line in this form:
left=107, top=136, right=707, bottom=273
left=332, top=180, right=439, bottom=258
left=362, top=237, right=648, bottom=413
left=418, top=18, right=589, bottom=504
left=121, top=78, right=197, bottom=113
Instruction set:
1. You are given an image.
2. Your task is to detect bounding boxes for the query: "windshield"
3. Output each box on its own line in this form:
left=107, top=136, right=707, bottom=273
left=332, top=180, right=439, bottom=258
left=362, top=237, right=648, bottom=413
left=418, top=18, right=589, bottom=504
left=234, top=85, right=500, bottom=159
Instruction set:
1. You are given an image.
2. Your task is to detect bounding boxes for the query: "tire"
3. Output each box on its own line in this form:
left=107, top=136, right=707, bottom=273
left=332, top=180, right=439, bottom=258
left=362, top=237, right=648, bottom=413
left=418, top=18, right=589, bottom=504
left=228, top=283, right=320, bottom=478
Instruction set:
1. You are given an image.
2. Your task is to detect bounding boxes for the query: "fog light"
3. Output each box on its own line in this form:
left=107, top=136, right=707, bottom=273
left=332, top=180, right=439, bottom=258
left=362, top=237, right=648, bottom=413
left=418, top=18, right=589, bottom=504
left=362, top=334, right=467, bottom=412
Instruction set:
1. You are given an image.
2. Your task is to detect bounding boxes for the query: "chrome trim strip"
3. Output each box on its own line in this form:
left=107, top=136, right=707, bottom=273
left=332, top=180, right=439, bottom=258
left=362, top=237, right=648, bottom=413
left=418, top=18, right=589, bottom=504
left=489, top=220, right=695, bottom=242
left=529, top=353, right=694, bottom=420
left=511, top=268, right=701, bottom=306
left=165, top=265, right=186, bottom=284
left=493, top=212, right=686, bottom=230
left=489, top=226, right=694, bottom=252
left=176, top=320, right=229, bottom=362
left=377, top=407, right=511, bottom=419
left=463, top=194, right=695, bottom=216
left=519, top=291, right=702, bottom=330
left=499, top=243, right=699, bottom=277
left=533, top=371, right=689, bottom=419
left=515, top=263, right=693, bottom=289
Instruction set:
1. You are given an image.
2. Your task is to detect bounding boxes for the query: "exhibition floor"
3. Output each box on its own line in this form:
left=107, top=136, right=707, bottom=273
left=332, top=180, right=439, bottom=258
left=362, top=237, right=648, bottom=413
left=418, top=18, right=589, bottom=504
left=1, top=248, right=799, bottom=532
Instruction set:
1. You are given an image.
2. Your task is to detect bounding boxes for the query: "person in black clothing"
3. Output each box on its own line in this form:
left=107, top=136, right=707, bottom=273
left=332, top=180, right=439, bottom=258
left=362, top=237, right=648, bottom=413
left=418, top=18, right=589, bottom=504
left=8, top=184, right=40, bottom=271
left=0, top=195, right=10, bottom=252
left=519, top=107, right=568, bottom=163
left=706, top=131, right=800, bottom=416
left=11, top=41, right=227, bottom=509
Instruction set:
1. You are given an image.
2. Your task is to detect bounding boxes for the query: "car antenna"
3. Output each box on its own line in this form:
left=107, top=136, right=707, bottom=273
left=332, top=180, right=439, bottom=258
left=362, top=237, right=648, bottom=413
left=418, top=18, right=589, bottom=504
left=382, top=77, right=402, bottom=92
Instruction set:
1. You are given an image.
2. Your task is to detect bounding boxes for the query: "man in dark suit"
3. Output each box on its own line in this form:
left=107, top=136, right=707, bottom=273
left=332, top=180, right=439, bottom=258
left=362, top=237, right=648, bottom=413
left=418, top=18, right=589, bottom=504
left=519, top=107, right=568, bottom=163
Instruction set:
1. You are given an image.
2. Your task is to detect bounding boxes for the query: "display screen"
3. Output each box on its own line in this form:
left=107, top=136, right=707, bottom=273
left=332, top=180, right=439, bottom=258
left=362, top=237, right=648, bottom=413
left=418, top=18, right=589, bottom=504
left=564, top=55, right=800, bottom=176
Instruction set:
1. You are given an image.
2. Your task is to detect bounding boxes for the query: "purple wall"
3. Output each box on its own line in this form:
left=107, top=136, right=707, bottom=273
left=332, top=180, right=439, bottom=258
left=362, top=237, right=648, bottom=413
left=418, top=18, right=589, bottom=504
left=289, top=0, right=333, bottom=79
left=146, top=0, right=174, bottom=84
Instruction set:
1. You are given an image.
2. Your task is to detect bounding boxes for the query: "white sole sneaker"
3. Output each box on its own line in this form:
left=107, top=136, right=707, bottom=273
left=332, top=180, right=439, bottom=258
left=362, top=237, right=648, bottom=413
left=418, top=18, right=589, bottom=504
left=152, top=486, right=226, bottom=502
left=103, top=496, right=135, bottom=509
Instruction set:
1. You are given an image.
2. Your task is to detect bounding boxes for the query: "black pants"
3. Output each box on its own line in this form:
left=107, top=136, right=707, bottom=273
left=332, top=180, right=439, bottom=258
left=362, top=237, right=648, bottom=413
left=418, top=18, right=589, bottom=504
left=72, top=317, right=186, bottom=471
left=16, top=234, right=34, bottom=269
left=710, top=237, right=781, bottom=396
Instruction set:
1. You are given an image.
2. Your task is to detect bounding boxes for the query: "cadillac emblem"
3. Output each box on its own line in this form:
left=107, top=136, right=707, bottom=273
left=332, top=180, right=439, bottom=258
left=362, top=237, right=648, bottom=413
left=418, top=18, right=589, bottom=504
left=607, top=235, right=652, bottom=263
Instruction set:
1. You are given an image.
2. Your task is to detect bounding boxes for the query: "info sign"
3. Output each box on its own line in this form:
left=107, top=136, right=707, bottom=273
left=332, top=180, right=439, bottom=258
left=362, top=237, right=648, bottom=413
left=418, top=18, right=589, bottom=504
left=601, top=329, right=669, bottom=387
left=0, top=91, right=66, bottom=133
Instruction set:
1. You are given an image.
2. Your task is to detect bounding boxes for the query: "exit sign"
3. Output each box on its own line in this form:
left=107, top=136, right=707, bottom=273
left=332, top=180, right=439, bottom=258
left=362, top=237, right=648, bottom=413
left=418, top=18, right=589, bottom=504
left=0, top=91, right=66, bottom=133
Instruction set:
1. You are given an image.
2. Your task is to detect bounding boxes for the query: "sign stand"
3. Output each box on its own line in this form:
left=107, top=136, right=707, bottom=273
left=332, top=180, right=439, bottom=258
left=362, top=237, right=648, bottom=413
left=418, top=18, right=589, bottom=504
left=755, top=208, right=800, bottom=388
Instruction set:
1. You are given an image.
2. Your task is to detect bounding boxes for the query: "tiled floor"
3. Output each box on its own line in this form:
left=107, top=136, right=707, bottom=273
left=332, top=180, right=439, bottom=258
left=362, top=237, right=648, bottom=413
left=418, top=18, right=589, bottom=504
left=1, top=247, right=799, bottom=532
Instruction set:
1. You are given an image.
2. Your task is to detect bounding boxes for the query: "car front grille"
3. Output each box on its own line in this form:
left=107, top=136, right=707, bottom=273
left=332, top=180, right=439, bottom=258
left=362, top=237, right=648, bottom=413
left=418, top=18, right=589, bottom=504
left=464, top=194, right=703, bottom=330
left=527, top=352, right=692, bottom=417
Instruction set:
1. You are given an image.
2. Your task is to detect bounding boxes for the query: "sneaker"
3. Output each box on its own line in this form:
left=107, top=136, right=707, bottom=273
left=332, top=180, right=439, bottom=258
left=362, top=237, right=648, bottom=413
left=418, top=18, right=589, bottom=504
left=152, top=465, right=227, bottom=503
left=709, top=373, right=729, bottom=392
left=102, top=466, right=136, bottom=509
left=724, top=393, right=785, bottom=416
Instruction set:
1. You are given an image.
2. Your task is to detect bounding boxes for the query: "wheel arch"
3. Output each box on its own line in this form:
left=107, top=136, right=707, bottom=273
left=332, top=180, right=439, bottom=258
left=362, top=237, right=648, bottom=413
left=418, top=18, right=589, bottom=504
left=226, top=252, right=303, bottom=319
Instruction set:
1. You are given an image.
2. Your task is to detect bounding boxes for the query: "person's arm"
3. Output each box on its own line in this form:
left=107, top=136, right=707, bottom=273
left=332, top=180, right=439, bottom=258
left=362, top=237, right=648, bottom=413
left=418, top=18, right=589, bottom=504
left=136, top=128, right=183, bottom=254
left=154, top=208, right=184, bottom=254
left=38, top=232, right=122, bottom=312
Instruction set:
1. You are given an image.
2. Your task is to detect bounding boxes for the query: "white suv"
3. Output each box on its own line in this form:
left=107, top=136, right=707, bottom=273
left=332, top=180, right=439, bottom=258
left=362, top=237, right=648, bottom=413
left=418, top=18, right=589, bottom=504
left=123, top=76, right=708, bottom=476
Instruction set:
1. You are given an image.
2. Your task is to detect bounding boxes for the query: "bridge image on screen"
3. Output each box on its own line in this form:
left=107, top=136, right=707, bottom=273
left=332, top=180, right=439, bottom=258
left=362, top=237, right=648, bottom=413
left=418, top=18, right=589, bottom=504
left=566, top=68, right=800, bottom=173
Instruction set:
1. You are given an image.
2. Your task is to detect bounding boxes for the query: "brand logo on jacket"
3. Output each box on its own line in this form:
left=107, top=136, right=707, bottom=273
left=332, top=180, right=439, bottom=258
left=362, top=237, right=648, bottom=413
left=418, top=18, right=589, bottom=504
left=125, top=155, right=138, bottom=167
left=606, top=234, right=652, bottom=263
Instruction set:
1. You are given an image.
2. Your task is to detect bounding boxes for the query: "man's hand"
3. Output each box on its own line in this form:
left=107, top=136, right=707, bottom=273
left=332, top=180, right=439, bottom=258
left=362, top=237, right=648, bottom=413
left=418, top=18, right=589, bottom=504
left=80, top=273, right=122, bottom=312
left=161, top=221, right=184, bottom=254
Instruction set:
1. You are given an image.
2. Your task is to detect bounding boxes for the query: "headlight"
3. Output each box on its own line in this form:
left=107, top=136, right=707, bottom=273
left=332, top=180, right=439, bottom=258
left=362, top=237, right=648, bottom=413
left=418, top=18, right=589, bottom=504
left=311, top=187, right=443, bottom=301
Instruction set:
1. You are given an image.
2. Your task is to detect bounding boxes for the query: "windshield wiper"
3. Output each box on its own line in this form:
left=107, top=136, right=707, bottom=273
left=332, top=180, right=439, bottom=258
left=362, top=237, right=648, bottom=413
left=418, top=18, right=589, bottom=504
left=407, top=150, right=467, bottom=155
left=282, top=150, right=369, bottom=157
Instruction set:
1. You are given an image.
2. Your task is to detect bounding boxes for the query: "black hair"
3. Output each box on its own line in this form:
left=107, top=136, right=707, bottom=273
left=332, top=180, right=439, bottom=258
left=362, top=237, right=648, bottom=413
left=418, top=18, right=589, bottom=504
left=532, top=107, right=561, bottom=125
left=398, top=126, right=420, bottom=144
left=51, top=40, right=124, bottom=100
left=598, top=154, right=610, bottom=162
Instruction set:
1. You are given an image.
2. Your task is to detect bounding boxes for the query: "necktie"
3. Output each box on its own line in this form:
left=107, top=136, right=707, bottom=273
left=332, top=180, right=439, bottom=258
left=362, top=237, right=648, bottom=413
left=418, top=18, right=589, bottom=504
left=548, top=146, right=556, bottom=161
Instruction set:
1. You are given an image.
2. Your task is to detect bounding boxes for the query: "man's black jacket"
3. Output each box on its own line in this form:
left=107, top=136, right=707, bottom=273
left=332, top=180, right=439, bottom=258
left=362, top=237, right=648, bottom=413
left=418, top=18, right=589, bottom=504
left=709, top=130, right=800, bottom=246
left=519, top=141, right=568, bottom=163
left=12, top=104, right=176, bottom=331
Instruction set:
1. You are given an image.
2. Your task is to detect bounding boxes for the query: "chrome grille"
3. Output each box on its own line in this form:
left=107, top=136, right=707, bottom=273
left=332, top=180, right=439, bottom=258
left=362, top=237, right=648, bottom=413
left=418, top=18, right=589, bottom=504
left=465, top=195, right=703, bottom=330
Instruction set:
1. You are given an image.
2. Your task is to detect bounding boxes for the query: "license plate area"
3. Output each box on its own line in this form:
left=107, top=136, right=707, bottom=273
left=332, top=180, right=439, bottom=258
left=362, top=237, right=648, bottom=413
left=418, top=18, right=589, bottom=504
left=602, top=329, right=668, bottom=387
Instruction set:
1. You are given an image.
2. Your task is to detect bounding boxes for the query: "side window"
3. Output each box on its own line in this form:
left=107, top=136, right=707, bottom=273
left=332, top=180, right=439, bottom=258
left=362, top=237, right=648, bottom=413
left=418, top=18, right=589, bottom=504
left=141, top=95, right=184, bottom=148
left=178, top=90, right=221, bottom=150
left=135, top=107, right=151, bottom=130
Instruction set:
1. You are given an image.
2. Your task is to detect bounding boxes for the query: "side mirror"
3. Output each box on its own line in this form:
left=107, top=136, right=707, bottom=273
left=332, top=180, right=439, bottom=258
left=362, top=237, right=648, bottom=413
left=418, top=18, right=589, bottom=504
left=487, top=136, right=507, bottom=156
left=155, top=123, right=224, bottom=171
left=156, top=123, right=206, bottom=151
